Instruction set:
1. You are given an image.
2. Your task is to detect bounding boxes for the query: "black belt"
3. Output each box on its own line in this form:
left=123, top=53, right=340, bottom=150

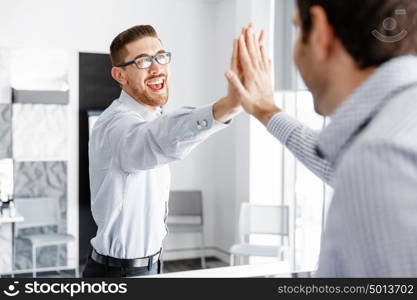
left=91, top=248, right=161, bottom=269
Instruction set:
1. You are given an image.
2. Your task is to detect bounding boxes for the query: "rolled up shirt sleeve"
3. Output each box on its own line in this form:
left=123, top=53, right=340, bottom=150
left=108, top=104, right=229, bottom=172
left=267, top=112, right=333, bottom=185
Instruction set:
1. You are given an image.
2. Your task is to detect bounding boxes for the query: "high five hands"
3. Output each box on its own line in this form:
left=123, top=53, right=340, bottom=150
left=225, top=24, right=281, bottom=125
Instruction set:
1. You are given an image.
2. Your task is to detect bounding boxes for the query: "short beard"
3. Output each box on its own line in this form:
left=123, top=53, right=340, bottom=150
left=131, top=85, right=169, bottom=108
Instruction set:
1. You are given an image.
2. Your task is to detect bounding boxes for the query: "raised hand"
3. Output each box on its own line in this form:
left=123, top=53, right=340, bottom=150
left=225, top=24, right=281, bottom=125
left=212, top=35, right=243, bottom=123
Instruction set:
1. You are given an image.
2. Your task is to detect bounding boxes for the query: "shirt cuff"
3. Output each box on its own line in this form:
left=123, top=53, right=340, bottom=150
left=192, top=103, right=230, bottom=132
left=266, top=112, right=302, bottom=145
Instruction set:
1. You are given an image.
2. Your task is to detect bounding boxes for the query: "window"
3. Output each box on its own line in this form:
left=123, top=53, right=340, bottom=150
left=248, top=0, right=332, bottom=271
left=283, top=91, right=327, bottom=271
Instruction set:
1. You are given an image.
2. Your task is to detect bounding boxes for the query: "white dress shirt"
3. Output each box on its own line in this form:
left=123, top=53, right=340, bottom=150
left=89, top=91, right=227, bottom=259
left=267, top=56, right=417, bottom=277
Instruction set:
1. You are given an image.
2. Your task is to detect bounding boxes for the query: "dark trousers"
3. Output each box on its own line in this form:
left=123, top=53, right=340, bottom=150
left=82, top=255, right=160, bottom=278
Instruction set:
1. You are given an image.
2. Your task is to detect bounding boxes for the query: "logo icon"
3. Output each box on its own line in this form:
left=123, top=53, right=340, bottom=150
left=3, top=281, right=20, bottom=297
left=372, top=9, right=408, bottom=43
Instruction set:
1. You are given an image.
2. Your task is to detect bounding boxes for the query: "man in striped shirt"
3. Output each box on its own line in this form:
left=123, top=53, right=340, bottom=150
left=226, top=1, right=417, bottom=277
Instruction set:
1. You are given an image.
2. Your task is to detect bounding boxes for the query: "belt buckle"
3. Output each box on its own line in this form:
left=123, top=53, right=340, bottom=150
left=147, top=252, right=159, bottom=270
left=93, top=249, right=159, bottom=269
left=147, top=257, right=152, bottom=271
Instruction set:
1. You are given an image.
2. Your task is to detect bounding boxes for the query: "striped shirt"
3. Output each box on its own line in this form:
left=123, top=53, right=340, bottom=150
left=267, top=56, right=417, bottom=277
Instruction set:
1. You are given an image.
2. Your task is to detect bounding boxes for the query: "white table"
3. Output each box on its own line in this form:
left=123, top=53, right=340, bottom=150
left=141, top=261, right=315, bottom=278
left=141, top=261, right=293, bottom=278
left=0, top=214, right=24, bottom=277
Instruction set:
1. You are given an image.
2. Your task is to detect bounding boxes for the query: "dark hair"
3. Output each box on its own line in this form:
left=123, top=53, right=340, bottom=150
left=296, top=0, right=417, bottom=68
left=110, top=25, right=158, bottom=66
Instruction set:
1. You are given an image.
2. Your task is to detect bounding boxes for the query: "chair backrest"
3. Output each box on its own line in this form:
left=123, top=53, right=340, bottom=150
left=238, top=203, right=289, bottom=237
left=167, top=190, right=203, bottom=225
left=14, top=197, right=60, bottom=229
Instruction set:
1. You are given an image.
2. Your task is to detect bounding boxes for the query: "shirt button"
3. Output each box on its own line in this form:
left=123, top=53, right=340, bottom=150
left=201, top=119, right=208, bottom=127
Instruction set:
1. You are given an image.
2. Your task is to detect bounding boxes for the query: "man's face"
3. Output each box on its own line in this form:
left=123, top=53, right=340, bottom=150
left=293, top=9, right=327, bottom=115
left=120, top=36, right=170, bottom=108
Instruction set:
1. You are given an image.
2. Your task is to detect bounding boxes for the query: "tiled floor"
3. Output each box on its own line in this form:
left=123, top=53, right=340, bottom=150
left=163, top=257, right=228, bottom=273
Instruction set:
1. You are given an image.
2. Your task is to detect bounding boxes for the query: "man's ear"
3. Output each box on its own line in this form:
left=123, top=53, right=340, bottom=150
left=111, top=67, right=127, bottom=86
left=309, top=5, right=336, bottom=62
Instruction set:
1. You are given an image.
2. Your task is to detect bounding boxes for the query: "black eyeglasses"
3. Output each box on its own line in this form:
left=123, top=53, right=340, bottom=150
left=117, top=52, right=172, bottom=69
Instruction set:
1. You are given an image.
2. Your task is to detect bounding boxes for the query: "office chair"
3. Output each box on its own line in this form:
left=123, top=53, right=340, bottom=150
left=230, top=203, right=289, bottom=266
left=165, top=190, right=206, bottom=268
left=14, top=197, right=78, bottom=277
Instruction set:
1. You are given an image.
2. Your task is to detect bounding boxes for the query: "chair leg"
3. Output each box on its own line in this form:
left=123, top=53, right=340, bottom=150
left=32, top=246, right=36, bottom=278
left=230, top=254, right=234, bottom=266
left=200, top=232, right=206, bottom=269
left=56, top=245, right=60, bottom=268
left=68, top=242, right=80, bottom=278
left=200, top=256, right=206, bottom=269
left=12, top=224, right=16, bottom=278
left=159, top=250, right=164, bottom=274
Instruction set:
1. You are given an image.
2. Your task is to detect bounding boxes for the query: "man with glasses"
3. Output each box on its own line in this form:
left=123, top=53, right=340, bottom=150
left=83, top=25, right=241, bottom=277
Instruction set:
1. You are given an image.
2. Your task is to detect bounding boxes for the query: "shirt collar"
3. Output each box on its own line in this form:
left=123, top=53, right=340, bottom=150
left=317, top=56, right=417, bottom=164
left=118, top=90, right=163, bottom=121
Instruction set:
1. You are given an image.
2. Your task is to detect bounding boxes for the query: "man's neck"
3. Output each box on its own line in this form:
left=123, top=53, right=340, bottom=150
left=124, top=89, right=158, bottom=113
left=321, top=66, right=376, bottom=116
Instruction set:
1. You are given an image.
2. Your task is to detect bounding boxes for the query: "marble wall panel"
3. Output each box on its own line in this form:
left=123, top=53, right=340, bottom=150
left=12, top=104, right=68, bottom=161
left=0, top=105, right=11, bottom=159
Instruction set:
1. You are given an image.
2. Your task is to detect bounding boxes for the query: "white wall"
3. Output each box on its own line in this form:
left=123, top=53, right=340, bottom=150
left=196, top=0, right=276, bottom=258
left=212, top=0, right=277, bottom=249
left=206, top=0, right=239, bottom=255
left=0, top=0, right=275, bottom=264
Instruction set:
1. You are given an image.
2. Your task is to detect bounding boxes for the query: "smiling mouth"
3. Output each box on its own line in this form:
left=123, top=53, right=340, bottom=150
left=146, top=77, right=166, bottom=92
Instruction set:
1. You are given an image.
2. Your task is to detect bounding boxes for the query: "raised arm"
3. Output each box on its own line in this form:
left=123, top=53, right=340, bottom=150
left=106, top=103, right=232, bottom=173
left=267, top=112, right=332, bottom=184
left=225, top=24, right=333, bottom=184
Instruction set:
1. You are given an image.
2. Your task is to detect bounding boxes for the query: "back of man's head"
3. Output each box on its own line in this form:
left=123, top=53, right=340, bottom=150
left=296, top=0, right=417, bottom=69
